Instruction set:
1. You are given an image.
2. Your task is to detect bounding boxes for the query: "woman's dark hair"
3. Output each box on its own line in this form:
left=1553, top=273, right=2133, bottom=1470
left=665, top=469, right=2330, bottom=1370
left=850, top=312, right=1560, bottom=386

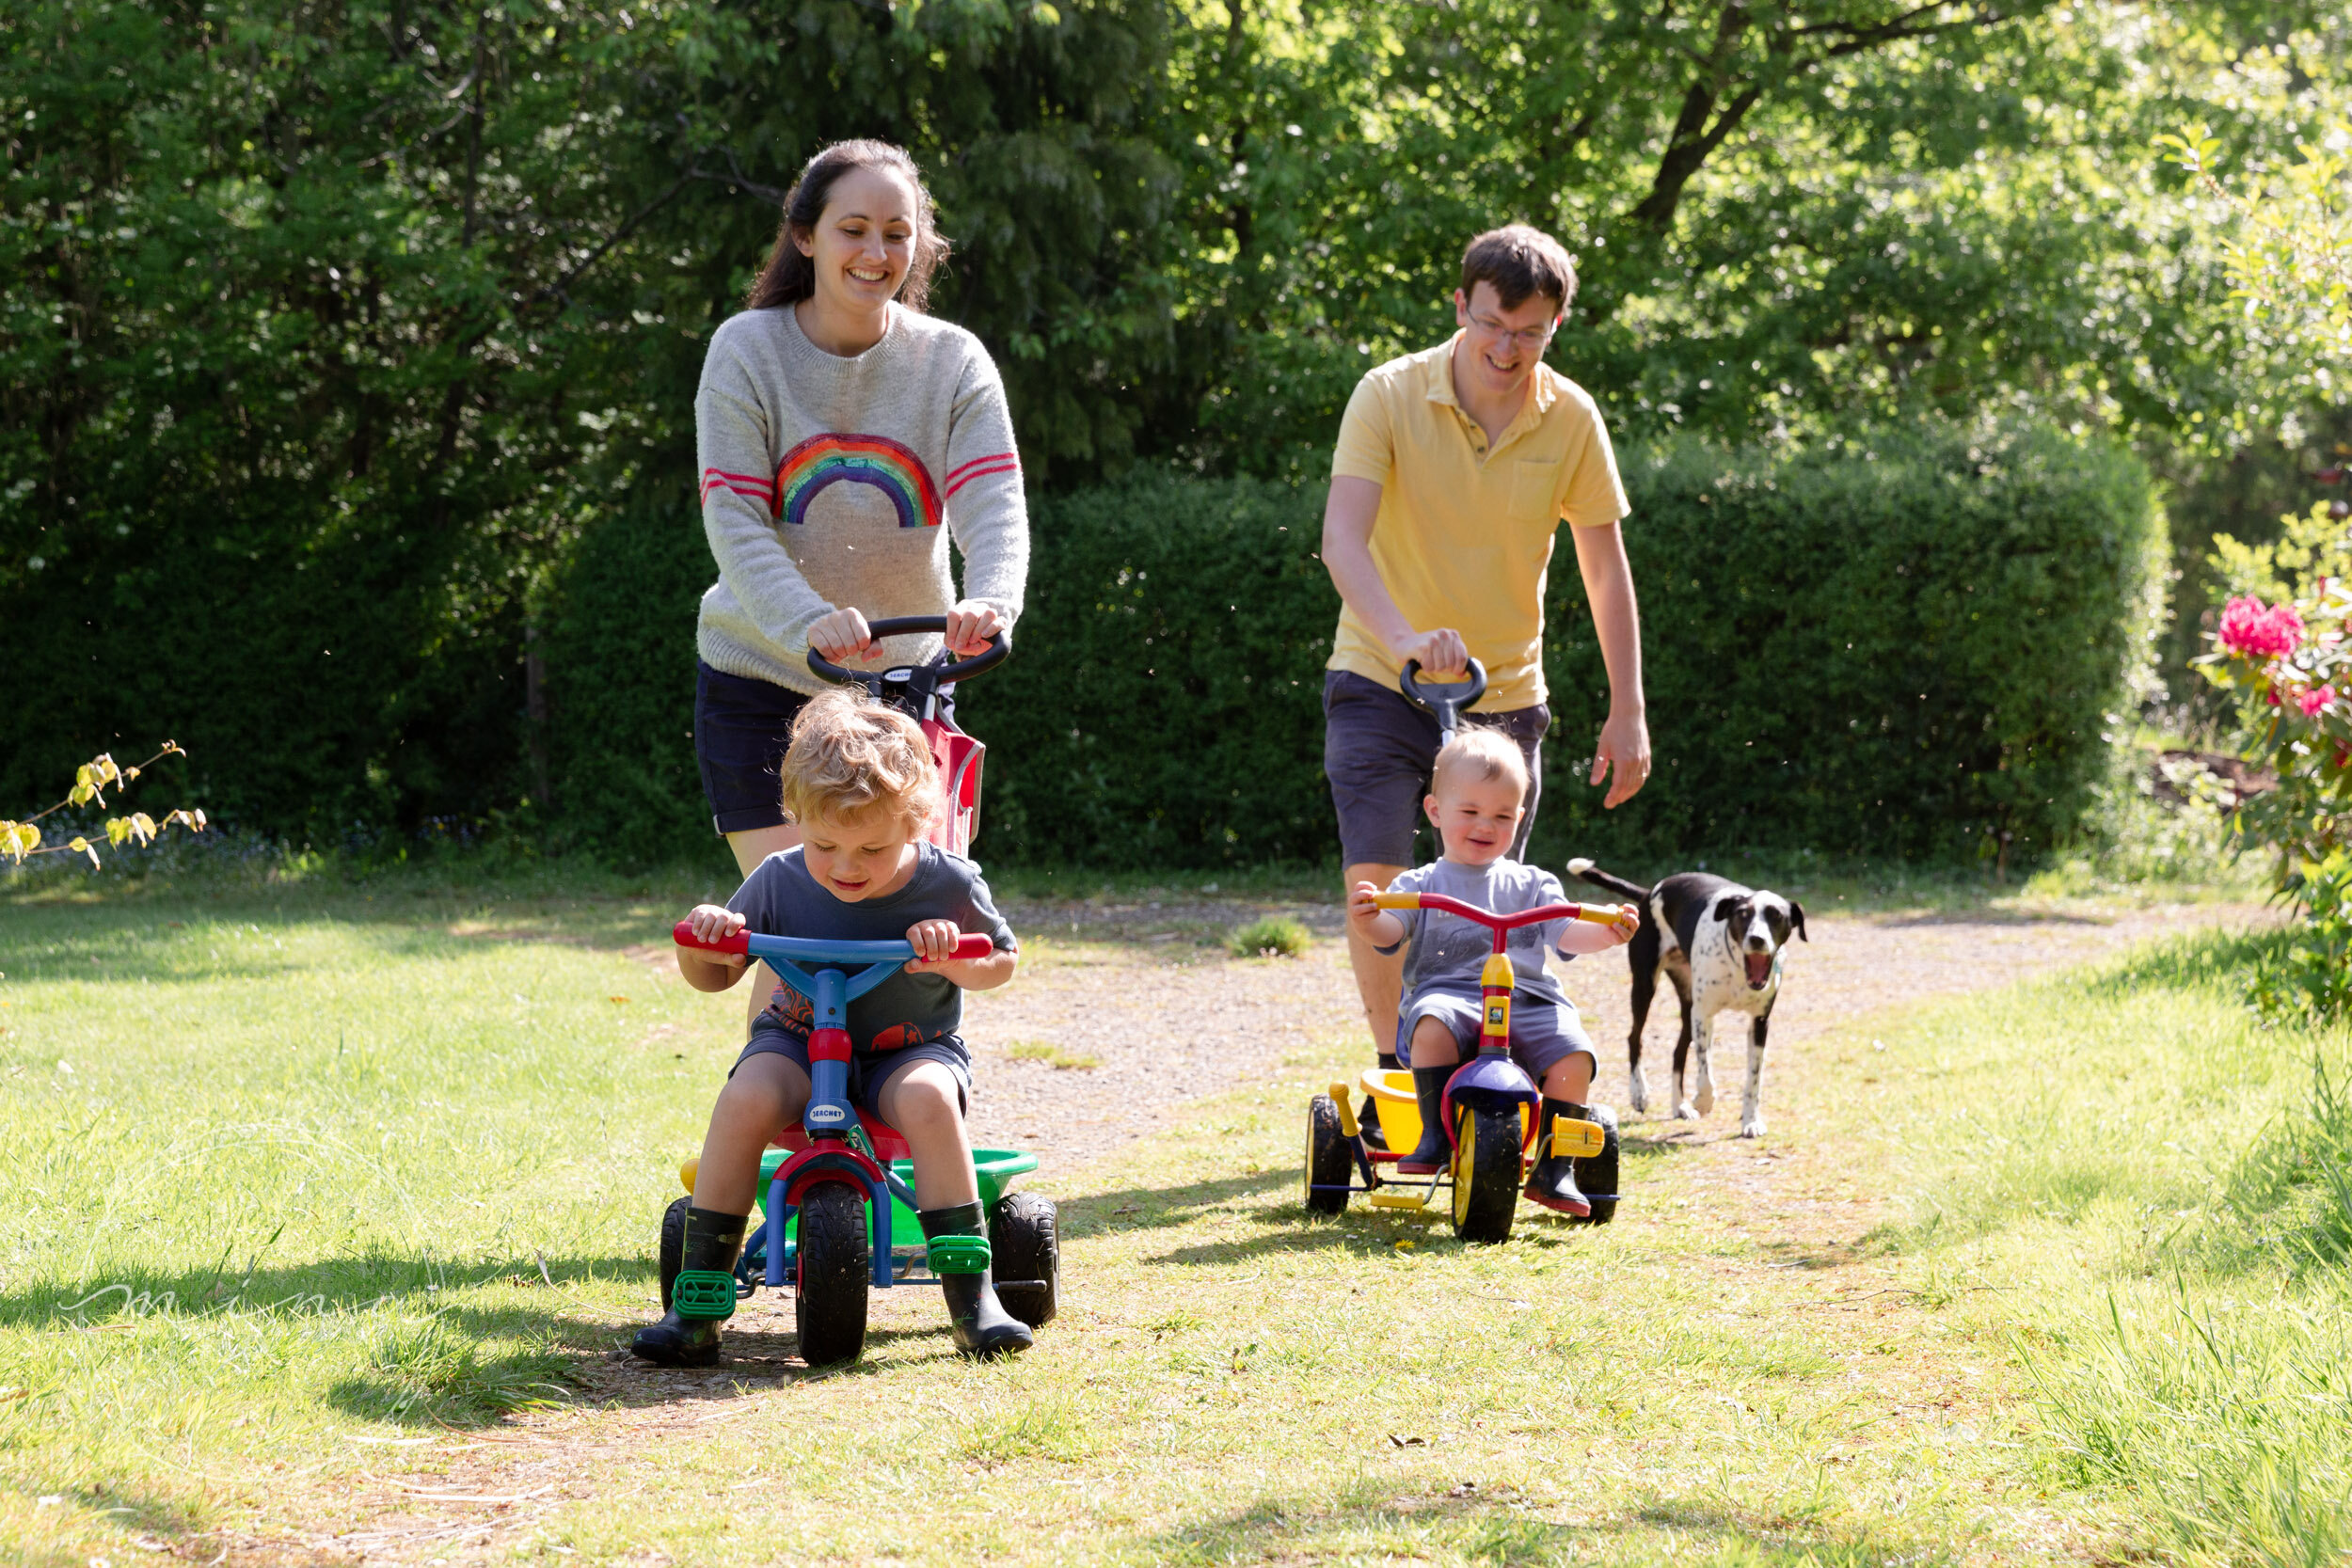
left=745, top=140, right=950, bottom=313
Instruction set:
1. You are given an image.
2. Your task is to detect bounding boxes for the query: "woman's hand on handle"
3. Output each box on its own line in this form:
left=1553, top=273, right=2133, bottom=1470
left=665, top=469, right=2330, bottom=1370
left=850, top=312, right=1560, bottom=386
left=943, top=600, right=1004, bottom=658
left=807, top=607, right=876, bottom=666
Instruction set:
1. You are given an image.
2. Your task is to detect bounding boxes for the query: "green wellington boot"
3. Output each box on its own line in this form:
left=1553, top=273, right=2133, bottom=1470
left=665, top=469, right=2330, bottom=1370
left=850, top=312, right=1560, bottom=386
left=920, top=1202, right=1034, bottom=1358
left=630, top=1207, right=746, bottom=1367
left=1523, top=1098, right=1594, bottom=1217
left=1393, top=1065, right=1455, bottom=1176
left=1358, top=1052, right=1401, bottom=1150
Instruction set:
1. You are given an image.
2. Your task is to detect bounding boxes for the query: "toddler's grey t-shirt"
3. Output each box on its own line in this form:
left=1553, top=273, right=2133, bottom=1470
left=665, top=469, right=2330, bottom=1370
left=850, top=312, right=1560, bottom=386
left=729, top=843, right=1016, bottom=1051
left=1379, top=858, right=1576, bottom=1006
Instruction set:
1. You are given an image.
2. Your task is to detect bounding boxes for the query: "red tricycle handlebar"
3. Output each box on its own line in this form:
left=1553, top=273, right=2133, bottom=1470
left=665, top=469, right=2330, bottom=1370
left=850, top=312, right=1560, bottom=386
left=671, top=922, right=997, bottom=964
left=1373, top=891, right=1632, bottom=931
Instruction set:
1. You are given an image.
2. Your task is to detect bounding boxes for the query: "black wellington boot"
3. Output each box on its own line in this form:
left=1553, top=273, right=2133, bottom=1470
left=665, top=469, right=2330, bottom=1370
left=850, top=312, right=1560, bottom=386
left=1359, top=1051, right=1401, bottom=1150
left=1394, top=1065, right=1456, bottom=1176
left=920, top=1202, right=1034, bottom=1358
left=1523, top=1099, right=1594, bottom=1217
left=630, top=1207, right=747, bottom=1367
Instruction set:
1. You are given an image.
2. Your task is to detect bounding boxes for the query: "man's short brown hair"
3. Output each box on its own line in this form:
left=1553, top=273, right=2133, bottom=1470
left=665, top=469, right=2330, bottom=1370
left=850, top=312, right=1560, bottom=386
left=1460, top=225, right=1577, bottom=313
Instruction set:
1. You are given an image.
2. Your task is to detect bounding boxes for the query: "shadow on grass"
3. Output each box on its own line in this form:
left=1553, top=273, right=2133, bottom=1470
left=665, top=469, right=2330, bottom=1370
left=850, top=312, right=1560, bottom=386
left=2071, top=924, right=2285, bottom=1002
left=0, top=1246, right=976, bottom=1425
left=1137, top=1485, right=1958, bottom=1566
left=1055, top=1168, right=1292, bottom=1241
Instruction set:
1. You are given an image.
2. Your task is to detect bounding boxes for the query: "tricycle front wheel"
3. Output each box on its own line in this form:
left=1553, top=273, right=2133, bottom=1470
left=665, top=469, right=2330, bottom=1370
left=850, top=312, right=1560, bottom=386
left=1451, top=1104, right=1521, bottom=1244
left=794, top=1181, right=870, bottom=1366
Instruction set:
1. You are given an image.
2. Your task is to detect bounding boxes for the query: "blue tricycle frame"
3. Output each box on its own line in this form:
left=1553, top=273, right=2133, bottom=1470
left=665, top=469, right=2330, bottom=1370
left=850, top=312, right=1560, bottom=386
left=666, top=925, right=1057, bottom=1362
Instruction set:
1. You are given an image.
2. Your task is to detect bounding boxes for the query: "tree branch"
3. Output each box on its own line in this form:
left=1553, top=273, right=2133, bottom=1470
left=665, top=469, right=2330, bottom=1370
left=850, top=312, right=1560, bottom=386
left=1627, top=1, right=2033, bottom=234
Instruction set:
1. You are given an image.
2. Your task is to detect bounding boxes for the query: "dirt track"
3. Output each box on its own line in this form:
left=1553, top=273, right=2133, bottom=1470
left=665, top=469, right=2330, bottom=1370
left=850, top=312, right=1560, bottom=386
left=959, top=895, right=2273, bottom=1167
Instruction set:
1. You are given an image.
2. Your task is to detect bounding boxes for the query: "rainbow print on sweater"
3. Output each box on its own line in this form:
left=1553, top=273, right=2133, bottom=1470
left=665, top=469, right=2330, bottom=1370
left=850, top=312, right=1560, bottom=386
left=771, top=433, right=943, bottom=530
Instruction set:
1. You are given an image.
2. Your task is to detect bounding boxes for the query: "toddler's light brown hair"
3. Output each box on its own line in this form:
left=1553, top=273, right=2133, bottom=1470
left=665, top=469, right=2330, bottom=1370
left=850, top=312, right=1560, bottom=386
left=779, top=687, right=937, bottom=834
left=1430, top=727, right=1531, bottom=798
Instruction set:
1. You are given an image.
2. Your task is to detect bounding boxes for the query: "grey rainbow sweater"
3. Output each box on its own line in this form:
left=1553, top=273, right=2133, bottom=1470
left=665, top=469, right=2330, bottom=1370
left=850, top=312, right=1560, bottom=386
left=694, top=303, right=1029, bottom=694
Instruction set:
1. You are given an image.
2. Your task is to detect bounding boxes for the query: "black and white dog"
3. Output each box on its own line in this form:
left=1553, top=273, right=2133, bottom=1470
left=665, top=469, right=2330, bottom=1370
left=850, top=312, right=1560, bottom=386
left=1565, top=859, right=1806, bottom=1138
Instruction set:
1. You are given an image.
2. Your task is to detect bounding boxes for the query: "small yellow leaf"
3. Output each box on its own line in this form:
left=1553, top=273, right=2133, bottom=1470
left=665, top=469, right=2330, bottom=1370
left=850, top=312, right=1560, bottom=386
left=68, top=782, right=94, bottom=807
left=132, top=812, right=156, bottom=843
left=104, top=818, right=132, bottom=847
left=68, top=837, right=88, bottom=853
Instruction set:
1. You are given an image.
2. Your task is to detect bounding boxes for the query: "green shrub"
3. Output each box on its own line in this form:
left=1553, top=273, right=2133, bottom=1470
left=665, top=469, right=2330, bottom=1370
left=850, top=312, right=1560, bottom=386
left=539, top=463, right=718, bottom=863
left=531, top=421, right=2160, bottom=870
left=1535, top=423, right=2166, bottom=867
left=949, top=423, right=2162, bottom=869
left=1228, top=916, right=1311, bottom=958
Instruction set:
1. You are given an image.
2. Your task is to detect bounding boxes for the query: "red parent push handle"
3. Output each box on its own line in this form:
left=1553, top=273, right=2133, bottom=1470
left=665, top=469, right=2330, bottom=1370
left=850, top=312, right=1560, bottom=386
left=671, top=922, right=996, bottom=962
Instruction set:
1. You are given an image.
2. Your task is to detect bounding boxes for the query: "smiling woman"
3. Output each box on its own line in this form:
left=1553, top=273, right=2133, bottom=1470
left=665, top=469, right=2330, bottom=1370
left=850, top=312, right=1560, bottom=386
left=691, top=141, right=1032, bottom=886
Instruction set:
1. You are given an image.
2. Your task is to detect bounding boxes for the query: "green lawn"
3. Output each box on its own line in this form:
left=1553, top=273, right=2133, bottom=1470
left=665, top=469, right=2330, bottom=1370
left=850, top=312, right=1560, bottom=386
left=0, top=864, right=2338, bottom=1565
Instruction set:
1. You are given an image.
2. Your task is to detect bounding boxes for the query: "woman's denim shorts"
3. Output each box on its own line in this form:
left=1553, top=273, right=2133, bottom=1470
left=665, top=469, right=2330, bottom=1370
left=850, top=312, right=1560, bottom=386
left=694, top=661, right=811, bottom=835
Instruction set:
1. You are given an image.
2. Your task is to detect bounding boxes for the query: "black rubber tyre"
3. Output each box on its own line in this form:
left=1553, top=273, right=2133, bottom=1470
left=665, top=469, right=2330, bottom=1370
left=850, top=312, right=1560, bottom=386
left=1571, top=1104, right=1622, bottom=1227
left=989, top=1191, right=1061, bottom=1328
left=793, top=1181, right=870, bottom=1366
left=1451, top=1103, right=1522, bottom=1245
left=1304, top=1095, right=1352, bottom=1215
left=657, top=1195, right=690, bottom=1310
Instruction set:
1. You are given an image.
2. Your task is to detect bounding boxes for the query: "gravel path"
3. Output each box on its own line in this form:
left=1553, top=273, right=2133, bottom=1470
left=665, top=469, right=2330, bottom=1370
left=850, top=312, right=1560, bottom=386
left=960, top=894, right=2272, bottom=1169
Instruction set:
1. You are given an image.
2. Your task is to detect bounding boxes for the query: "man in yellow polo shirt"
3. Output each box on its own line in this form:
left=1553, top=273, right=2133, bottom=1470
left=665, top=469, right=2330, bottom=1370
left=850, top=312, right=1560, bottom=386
left=1322, top=224, right=1651, bottom=1128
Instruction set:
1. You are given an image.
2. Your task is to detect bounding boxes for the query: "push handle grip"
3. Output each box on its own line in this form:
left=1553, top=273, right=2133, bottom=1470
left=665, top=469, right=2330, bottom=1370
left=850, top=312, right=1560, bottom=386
left=804, top=614, right=1009, bottom=686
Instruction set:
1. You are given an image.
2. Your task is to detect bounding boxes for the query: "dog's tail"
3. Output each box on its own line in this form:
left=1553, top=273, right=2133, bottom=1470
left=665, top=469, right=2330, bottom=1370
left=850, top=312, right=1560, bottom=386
left=1565, top=857, right=1651, bottom=903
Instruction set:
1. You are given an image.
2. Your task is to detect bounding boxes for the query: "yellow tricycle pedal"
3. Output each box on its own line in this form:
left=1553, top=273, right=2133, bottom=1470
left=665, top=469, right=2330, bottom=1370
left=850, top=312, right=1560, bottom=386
left=678, top=1155, right=700, bottom=1195
left=1368, top=1190, right=1430, bottom=1210
left=1549, top=1118, right=1606, bottom=1159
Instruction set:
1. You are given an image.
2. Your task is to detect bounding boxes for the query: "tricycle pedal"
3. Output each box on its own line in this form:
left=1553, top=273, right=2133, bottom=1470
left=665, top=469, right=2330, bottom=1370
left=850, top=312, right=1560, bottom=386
left=1368, top=1191, right=1430, bottom=1210
left=1549, top=1118, right=1607, bottom=1159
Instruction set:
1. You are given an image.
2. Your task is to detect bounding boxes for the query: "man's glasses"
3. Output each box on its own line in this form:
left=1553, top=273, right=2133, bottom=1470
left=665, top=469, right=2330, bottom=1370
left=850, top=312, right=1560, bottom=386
left=1469, top=312, right=1558, bottom=350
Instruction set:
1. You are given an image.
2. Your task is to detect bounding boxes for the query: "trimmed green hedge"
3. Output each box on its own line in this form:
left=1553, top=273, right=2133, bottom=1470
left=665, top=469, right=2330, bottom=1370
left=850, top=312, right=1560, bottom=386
left=954, top=423, right=2163, bottom=868
left=541, top=421, right=2162, bottom=871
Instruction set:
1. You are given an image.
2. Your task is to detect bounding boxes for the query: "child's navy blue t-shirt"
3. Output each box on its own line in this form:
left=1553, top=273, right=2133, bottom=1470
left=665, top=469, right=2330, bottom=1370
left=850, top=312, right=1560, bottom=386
left=727, top=843, right=1016, bottom=1052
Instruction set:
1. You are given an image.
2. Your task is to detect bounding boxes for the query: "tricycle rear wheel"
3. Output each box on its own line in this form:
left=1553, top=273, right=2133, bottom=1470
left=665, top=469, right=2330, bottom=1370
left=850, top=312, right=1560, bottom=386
left=657, top=1195, right=690, bottom=1310
left=794, top=1181, right=870, bottom=1366
left=1571, top=1104, right=1621, bottom=1227
left=1304, top=1094, right=1351, bottom=1214
left=990, top=1192, right=1060, bottom=1327
left=1451, top=1104, right=1521, bottom=1244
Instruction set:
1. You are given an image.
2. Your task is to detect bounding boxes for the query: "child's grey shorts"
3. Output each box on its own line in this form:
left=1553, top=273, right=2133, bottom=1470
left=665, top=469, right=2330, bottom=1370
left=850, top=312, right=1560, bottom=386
left=733, top=1028, right=973, bottom=1120
left=1396, top=985, right=1596, bottom=1080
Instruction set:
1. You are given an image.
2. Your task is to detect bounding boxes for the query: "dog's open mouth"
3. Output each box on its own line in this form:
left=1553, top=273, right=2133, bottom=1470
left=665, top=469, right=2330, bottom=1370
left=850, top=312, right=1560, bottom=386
left=1744, top=952, right=1773, bottom=990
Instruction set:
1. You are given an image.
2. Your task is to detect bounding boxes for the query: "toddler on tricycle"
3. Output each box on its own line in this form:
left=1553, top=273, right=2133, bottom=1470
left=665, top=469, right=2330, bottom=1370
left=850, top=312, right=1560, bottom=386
left=1311, top=723, right=1638, bottom=1240
left=634, top=674, right=1042, bottom=1366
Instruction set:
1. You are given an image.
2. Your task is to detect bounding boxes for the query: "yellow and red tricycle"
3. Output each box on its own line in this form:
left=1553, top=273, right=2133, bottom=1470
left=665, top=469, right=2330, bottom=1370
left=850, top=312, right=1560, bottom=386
left=1304, top=888, right=1629, bottom=1243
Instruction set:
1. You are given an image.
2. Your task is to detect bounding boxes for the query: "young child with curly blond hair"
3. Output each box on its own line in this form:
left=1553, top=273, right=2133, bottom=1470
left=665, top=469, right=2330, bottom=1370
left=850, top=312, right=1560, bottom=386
left=631, top=686, right=1027, bottom=1365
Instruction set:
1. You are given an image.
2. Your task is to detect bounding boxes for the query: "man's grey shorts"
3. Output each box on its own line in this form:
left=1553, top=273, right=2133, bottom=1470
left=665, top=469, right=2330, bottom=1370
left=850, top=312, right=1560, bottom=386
left=733, top=1028, right=973, bottom=1120
left=1396, top=985, right=1596, bottom=1081
left=1323, top=671, right=1549, bottom=867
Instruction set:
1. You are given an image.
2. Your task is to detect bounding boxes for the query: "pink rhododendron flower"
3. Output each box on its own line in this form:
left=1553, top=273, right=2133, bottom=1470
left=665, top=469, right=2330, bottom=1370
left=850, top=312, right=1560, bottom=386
left=2301, top=685, right=2339, bottom=717
left=2217, top=595, right=2306, bottom=659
